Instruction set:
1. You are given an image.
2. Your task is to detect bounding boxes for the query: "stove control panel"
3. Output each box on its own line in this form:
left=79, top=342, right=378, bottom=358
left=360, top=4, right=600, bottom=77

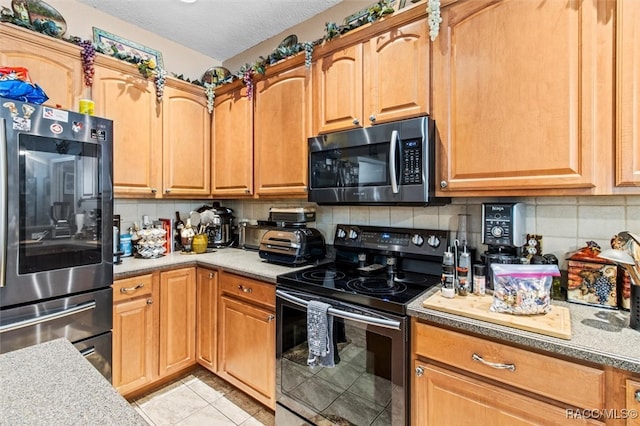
left=334, top=224, right=448, bottom=258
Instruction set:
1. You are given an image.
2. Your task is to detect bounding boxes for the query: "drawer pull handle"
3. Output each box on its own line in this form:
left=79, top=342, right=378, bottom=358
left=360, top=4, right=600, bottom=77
left=472, top=353, right=516, bottom=372
left=237, top=285, right=253, bottom=293
left=635, top=390, right=640, bottom=403
left=120, top=283, right=145, bottom=293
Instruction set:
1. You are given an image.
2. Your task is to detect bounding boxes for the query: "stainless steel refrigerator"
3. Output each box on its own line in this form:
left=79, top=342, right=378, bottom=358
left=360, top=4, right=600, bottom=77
left=0, top=97, right=114, bottom=380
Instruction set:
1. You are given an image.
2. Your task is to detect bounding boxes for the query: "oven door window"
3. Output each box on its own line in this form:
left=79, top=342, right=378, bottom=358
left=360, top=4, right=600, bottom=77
left=310, top=143, right=390, bottom=188
left=18, top=134, right=102, bottom=274
left=278, top=302, right=405, bottom=425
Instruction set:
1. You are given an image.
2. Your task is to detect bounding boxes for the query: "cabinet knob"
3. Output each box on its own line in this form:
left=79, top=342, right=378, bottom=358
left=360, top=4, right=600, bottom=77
left=146, top=298, right=153, bottom=305
left=208, top=272, right=215, bottom=279
left=165, top=189, right=171, bottom=194
left=440, top=180, right=448, bottom=189
left=245, top=189, right=250, bottom=194
left=151, top=188, right=157, bottom=194
left=415, top=366, right=424, bottom=377
left=635, top=389, right=640, bottom=403
left=369, top=114, right=376, bottom=123
left=353, top=118, right=360, bottom=125
left=237, top=284, right=253, bottom=293
left=267, top=315, right=275, bottom=322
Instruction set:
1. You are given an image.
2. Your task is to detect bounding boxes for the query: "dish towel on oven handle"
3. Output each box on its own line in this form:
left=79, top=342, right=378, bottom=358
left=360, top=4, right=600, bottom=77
left=307, top=300, right=335, bottom=368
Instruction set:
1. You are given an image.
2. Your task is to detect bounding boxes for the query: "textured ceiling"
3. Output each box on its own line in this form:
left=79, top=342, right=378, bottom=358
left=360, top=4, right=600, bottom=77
left=76, top=0, right=344, bottom=62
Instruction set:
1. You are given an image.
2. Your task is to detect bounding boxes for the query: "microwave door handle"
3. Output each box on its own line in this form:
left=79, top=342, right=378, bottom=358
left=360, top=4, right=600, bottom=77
left=389, top=130, right=399, bottom=194
left=0, top=119, right=6, bottom=288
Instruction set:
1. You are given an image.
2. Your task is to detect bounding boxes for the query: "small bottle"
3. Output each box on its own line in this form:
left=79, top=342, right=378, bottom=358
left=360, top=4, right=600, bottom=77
left=473, top=264, right=486, bottom=296
left=441, top=247, right=456, bottom=298
left=174, top=211, right=184, bottom=250
left=457, top=246, right=471, bottom=296
left=181, top=218, right=195, bottom=252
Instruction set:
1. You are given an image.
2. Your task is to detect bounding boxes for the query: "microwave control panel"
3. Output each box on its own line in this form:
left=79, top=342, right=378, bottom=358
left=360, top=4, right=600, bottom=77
left=401, top=139, right=422, bottom=184
left=482, top=202, right=526, bottom=247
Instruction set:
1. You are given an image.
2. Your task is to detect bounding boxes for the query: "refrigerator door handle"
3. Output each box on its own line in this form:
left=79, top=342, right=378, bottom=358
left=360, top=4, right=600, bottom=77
left=0, top=119, right=6, bottom=288
left=0, top=300, right=96, bottom=333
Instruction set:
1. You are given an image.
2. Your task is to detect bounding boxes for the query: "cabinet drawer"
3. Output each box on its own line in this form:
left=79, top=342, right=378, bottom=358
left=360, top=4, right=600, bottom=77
left=413, top=322, right=605, bottom=409
left=219, top=272, right=275, bottom=309
left=113, top=274, right=154, bottom=302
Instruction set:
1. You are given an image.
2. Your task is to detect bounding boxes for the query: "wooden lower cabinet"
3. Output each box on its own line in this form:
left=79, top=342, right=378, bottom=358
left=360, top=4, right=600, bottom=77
left=159, top=267, right=197, bottom=377
left=217, top=272, right=276, bottom=409
left=411, top=319, right=608, bottom=426
left=196, top=267, right=218, bottom=372
left=112, top=274, right=158, bottom=395
left=412, top=362, right=601, bottom=426
left=627, top=379, right=640, bottom=426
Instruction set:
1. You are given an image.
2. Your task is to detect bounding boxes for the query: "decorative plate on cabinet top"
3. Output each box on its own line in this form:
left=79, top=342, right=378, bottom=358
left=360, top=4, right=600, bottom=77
left=277, top=34, right=298, bottom=49
left=202, top=66, right=231, bottom=85
left=12, top=0, right=67, bottom=36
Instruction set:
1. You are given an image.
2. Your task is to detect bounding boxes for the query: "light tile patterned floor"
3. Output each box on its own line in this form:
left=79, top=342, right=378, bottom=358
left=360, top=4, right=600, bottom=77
left=130, top=367, right=275, bottom=426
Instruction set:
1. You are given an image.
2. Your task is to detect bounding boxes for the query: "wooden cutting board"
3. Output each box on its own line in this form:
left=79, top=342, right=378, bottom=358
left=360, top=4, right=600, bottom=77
left=422, top=292, right=571, bottom=340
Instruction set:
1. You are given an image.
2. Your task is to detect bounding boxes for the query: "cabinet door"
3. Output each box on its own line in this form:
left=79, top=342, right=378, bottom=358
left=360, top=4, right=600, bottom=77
left=0, top=24, right=83, bottom=110
left=92, top=60, right=162, bottom=198
left=162, top=83, right=211, bottom=197
left=364, top=17, right=429, bottom=125
left=616, top=0, right=640, bottom=187
left=313, top=43, right=363, bottom=133
left=159, top=268, right=196, bottom=376
left=218, top=295, right=275, bottom=408
left=196, top=268, right=217, bottom=372
left=412, top=362, right=603, bottom=426
left=112, top=296, right=156, bottom=395
left=433, top=0, right=612, bottom=195
left=212, top=83, right=253, bottom=197
left=627, top=379, right=640, bottom=426
left=254, top=62, right=310, bottom=197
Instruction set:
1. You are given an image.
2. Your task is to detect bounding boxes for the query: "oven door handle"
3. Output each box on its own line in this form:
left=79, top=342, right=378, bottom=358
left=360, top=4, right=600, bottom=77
left=276, top=289, right=401, bottom=330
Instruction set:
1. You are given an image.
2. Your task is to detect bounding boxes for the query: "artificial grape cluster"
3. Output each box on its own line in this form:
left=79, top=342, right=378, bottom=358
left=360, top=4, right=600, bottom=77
left=303, top=42, right=314, bottom=69
left=79, top=40, right=95, bottom=87
left=154, top=68, right=166, bottom=101
left=427, top=0, right=442, bottom=41
left=203, top=83, right=215, bottom=113
left=594, top=275, right=613, bottom=304
left=243, top=68, right=254, bottom=100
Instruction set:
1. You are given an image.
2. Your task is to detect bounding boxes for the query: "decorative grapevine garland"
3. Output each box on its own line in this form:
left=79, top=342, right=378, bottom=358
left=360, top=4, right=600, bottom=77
left=204, top=82, right=215, bottom=113
left=426, top=0, right=442, bottom=41
left=79, top=40, right=95, bottom=87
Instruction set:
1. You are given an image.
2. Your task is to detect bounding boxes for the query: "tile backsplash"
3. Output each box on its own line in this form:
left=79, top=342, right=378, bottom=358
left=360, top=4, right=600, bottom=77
left=115, top=195, right=640, bottom=269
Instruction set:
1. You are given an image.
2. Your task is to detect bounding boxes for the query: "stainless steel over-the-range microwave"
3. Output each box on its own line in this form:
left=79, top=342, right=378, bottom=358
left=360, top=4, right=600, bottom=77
left=308, top=116, right=450, bottom=206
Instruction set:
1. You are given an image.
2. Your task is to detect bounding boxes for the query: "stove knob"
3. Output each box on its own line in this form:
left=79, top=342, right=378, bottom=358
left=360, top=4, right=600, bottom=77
left=426, top=234, right=441, bottom=248
left=411, top=234, right=424, bottom=247
left=336, top=227, right=347, bottom=239
left=348, top=229, right=359, bottom=240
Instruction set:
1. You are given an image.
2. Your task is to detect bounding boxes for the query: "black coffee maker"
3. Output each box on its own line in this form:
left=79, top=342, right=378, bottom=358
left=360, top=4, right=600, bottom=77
left=481, top=202, right=527, bottom=289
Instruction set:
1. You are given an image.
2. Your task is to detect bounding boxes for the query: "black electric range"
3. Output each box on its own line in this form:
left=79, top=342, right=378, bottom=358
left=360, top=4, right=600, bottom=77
left=276, top=224, right=450, bottom=315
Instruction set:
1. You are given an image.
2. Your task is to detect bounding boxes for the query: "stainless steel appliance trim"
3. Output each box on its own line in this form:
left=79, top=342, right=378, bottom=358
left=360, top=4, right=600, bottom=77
left=389, top=129, right=399, bottom=194
left=0, top=118, right=6, bottom=288
left=276, top=289, right=401, bottom=330
left=0, top=300, right=96, bottom=333
left=79, top=346, right=96, bottom=357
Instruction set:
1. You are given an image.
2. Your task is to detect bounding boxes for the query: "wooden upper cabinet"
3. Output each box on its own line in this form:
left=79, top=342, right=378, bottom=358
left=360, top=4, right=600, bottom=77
left=162, top=81, right=211, bottom=197
left=364, top=17, right=429, bottom=125
left=433, top=0, right=614, bottom=195
left=254, top=56, right=311, bottom=197
left=212, top=81, right=254, bottom=197
left=0, top=23, right=83, bottom=111
left=92, top=58, right=162, bottom=198
left=313, top=43, right=364, bottom=133
left=616, top=0, right=640, bottom=188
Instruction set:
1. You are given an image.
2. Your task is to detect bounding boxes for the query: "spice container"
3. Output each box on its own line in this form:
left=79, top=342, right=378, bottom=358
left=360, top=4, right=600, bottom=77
left=473, top=264, right=486, bottom=295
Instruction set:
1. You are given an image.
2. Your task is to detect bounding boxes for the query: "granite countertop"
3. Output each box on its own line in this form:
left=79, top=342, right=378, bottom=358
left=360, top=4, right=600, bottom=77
left=114, top=247, right=315, bottom=282
left=408, top=287, right=640, bottom=374
left=115, top=249, right=639, bottom=374
left=0, top=338, right=146, bottom=426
